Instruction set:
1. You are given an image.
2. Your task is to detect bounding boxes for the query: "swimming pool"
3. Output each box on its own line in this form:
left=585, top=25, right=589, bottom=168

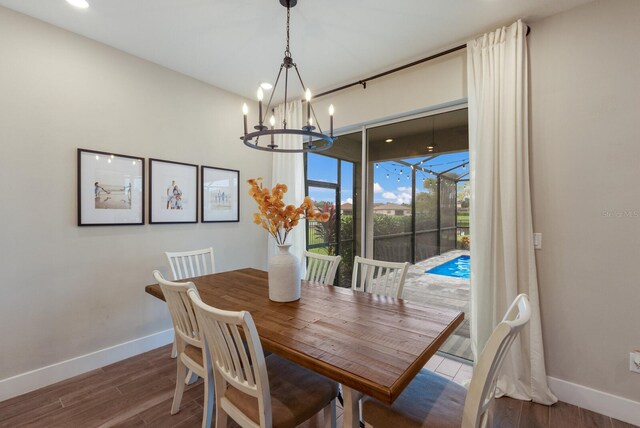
left=426, top=255, right=470, bottom=279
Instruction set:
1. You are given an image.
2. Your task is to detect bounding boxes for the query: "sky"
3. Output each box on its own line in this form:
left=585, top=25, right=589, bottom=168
left=306, top=151, right=469, bottom=206
left=373, top=151, right=469, bottom=204
left=307, top=154, right=353, bottom=206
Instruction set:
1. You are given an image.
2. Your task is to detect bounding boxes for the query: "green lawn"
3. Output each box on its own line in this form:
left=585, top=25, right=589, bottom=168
left=457, top=212, right=469, bottom=227
left=308, top=247, right=330, bottom=255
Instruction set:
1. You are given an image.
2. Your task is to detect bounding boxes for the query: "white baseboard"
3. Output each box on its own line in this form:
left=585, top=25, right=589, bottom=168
left=548, top=376, right=640, bottom=426
left=0, top=328, right=174, bottom=402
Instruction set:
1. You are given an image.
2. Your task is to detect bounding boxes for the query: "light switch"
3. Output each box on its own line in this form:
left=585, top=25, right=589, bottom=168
left=533, top=233, right=542, bottom=250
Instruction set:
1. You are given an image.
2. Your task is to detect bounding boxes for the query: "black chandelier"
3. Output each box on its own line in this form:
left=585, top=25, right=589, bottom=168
left=240, top=0, right=336, bottom=153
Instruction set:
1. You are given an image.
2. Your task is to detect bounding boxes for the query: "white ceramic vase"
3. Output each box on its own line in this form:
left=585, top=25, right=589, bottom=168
left=268, top=244, right=301, bottom=302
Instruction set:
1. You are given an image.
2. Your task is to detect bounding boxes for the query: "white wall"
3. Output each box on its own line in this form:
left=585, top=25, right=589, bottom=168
left=0, top=5, right=270, bottom=393
left=529, top=0, right=640, bottom=403
left=313, top=49, right=467, bottom=131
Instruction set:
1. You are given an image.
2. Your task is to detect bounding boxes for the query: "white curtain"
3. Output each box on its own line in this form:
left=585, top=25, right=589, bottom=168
left=271, top=100, right=306, bottom=265
left=467, top=20, right=557, bottom=405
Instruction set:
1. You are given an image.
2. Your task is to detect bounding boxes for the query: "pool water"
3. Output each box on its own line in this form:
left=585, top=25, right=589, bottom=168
left=426, top=255, right=470, bottom=279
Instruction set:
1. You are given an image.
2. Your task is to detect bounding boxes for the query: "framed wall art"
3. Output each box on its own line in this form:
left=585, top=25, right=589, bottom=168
left=149, top=158, right=198, bottom=224
left=77, top=149, right=145, bottom=226
left=201, top=166, right=239, bottom=223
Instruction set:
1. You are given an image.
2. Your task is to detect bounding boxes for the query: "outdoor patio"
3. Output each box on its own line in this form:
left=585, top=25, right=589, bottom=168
left=403, top=249, right=472, bottom=360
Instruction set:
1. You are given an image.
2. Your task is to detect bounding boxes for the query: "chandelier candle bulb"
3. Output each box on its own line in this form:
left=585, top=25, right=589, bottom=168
left=242, top=103, right=249, bottom=135
left=305, top=88, right=311, bottom=124
left=269, top=115, right=276, bottom=147
left=257, top=88, right=264, bottom=126
left=329, top=104, right=334, bottom=136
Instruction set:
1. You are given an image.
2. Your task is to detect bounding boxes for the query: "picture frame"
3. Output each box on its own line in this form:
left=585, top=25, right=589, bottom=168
left=201, top=165, right=240, bottom=223
left=149, top=158, right=198, bottom=224
left=77, top=148, right=145, bottom=226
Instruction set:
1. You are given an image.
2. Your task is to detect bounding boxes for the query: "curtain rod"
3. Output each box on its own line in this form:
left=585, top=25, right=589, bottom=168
left=315, top=26, right=531, bottom=99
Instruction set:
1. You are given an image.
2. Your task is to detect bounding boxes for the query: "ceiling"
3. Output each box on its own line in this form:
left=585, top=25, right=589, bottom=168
left=0, top=0, right=593, bottom=100
left=368, top=108, right=468, bottom=142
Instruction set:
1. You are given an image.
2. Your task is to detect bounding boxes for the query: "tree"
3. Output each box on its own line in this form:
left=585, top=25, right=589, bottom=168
left=312, top=203, right=337, bottom=255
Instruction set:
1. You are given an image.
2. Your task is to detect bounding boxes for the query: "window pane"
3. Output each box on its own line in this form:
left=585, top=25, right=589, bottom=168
left=305, top=131, right=362, bottom=288
left=307, top=186, right=337, bottom=255
left=307, top=153, right=337, bottom=184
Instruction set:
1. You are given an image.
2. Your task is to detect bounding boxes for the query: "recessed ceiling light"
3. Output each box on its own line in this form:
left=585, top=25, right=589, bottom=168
left=385, top=138, right=393, bottom=143
left=260, top=82, right=273, bottom=90
left=66, top=0, right=89, bottom=9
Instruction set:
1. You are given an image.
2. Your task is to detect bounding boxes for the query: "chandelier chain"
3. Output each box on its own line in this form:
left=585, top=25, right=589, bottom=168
left=285, top=4, right=291, bottom=57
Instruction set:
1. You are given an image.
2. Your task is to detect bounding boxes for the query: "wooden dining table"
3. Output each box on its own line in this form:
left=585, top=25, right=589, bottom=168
left=145, top=268, right=464, bottom=428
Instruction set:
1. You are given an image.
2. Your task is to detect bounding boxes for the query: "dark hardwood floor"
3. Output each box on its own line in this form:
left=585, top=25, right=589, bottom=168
left=0, top=345, right=636, bottom=428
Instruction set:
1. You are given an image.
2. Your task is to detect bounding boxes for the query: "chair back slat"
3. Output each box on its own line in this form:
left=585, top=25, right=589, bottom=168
left=462, top=294, right=532, bottom=428
left=166, top=248, right=216, bottom=280
left=153, top=271, right=202, bottom=348
left=304, top=251, right=341, bottom=285
left=351, top=256, right=409, bottom=298
left=231, top=325, right=256, bottom=387
left=188, top=290, right=273, bottom=426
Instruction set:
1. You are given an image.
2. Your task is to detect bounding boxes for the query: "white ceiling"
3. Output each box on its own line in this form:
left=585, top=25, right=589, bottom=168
left=0, top=0, right=592, bottom=100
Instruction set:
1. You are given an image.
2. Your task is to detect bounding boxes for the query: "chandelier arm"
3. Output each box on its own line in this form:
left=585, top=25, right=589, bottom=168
left=293, top=64, right=324, bottom=135
left=292, top=63, right=308, bottom=99
left=283, top=66, right=289, bottom=129
left=263, top=64, right=284, bottom=124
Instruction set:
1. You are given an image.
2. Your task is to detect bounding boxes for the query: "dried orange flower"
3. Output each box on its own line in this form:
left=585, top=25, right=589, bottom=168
left=247, top=177, right=328, bottom=244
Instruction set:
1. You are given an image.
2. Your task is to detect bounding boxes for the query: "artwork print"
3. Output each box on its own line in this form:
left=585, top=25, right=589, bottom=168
left=201, top=166, right=239, bottom=222
left=78, top=149, right=144, bottom=226
left=150, top=159, right=198, bottom=224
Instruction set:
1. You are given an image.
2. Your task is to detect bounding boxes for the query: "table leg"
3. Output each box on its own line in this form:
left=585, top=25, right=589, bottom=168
left=341, top=385, right=363, bottom=428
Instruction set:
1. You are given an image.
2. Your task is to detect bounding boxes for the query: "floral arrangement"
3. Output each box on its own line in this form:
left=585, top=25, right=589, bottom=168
left=248, top=177, right=329, bottom=245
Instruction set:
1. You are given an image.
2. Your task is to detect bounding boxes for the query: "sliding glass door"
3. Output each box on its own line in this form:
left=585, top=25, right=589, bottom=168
left=365, top=108, right=473, bottom=361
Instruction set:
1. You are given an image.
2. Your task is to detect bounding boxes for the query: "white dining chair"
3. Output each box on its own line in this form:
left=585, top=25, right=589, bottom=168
left=351, top=256, right=410, bottom=298
left=165, top=247, right=216, bottom=281
left=362, top=294, right=532, bottom=428
left=187, top=289, right=339, bottom=428
left=152, top=270, right=205, bottom=416
left=304, top=251, right=342, bottom=285
left=165, top=248, right=216, bottom=360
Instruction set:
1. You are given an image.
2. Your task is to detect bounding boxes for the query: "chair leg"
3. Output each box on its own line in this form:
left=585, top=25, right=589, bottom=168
left=202, top=366, right=215, bottom=428
left=171, top=338, right=177, bottom=358
left=342, top=385, right=364, bottom=428
left=185, top=369, right=198, bottom=385
left=323, top=399, right=337, bottom=428
left=212, top=372, right=227, bottom=428
left=214, top=407, right=227, bottom=428
left=171, top=358, right=188, bottom=415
